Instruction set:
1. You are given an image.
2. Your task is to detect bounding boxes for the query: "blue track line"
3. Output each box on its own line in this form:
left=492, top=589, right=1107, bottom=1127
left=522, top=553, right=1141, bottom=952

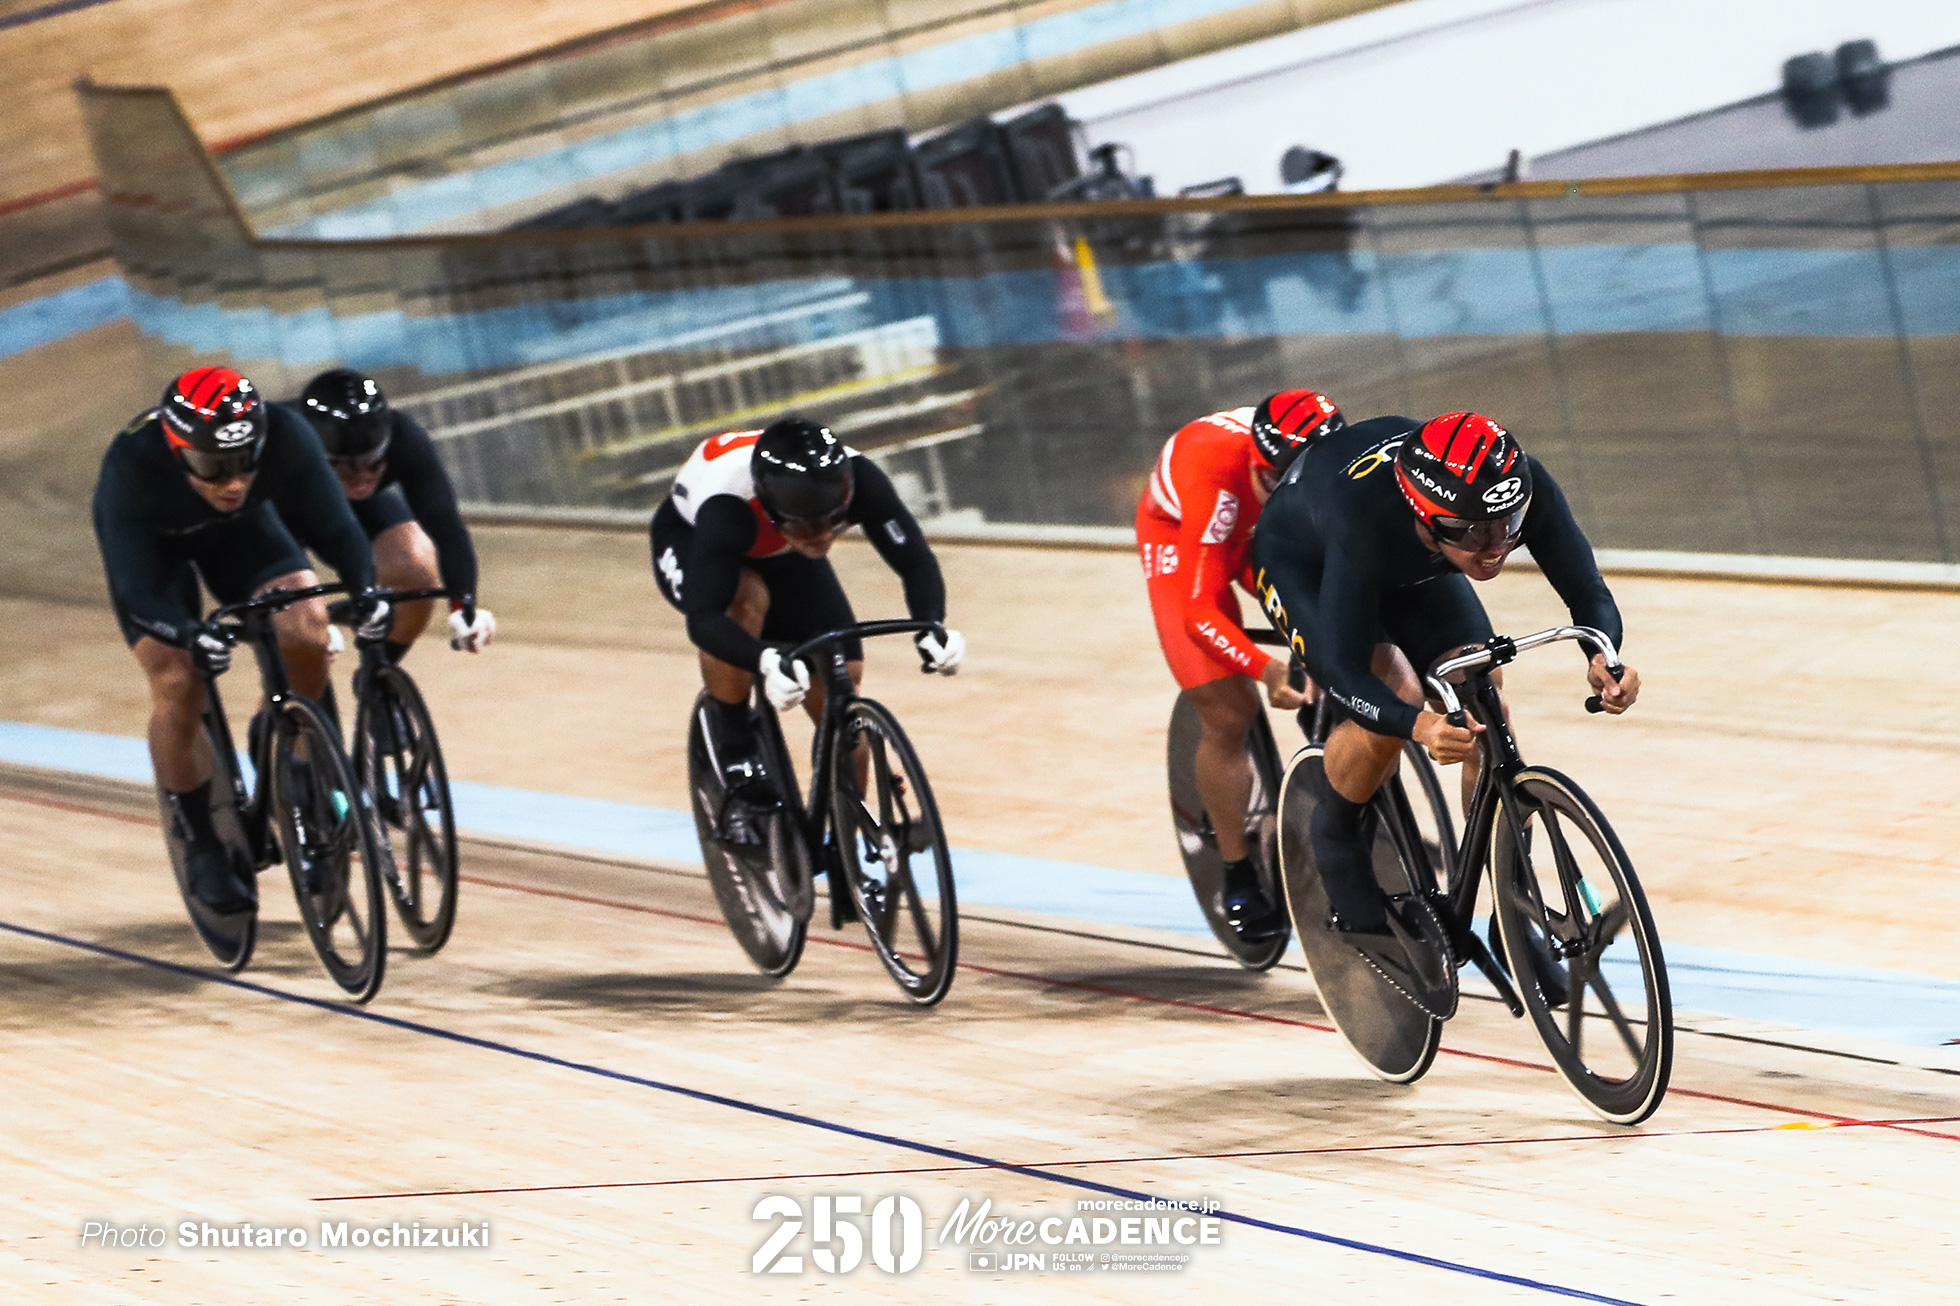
left=0, top=916, right=1645, bottom=1304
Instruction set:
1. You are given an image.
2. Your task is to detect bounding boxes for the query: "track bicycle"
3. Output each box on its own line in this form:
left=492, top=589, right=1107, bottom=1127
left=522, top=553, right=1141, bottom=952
left=686, top=620, right=959, bottom=1005
left=156, top=582, right=392, bottom=1002
left=1166, top=628, right=1457, bottom=970
left=328, top=586, right=460, bottom=953
left=1277, top=626, right=1672, bottom=1124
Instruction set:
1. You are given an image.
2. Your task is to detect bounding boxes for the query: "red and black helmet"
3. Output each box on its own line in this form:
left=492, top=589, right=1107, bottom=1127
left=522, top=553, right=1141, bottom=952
left=1394, top=412, right=1533, bottom=550
left=159, top=367, right=267, bottom=482
left=1251, top=389, right=1344, bottom=472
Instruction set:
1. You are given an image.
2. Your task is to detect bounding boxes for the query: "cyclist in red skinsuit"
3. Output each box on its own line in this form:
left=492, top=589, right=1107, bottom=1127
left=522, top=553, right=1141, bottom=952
left=1136, top=390, right=1345, bottom=939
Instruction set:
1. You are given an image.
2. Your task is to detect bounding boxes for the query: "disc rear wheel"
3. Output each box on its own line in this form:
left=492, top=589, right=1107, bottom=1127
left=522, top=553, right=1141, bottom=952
left=687, top=693, right=810, bottom=978
left=159, top=706, right=257, bottom=971
left=1166, top=692, right=1289, bottom=970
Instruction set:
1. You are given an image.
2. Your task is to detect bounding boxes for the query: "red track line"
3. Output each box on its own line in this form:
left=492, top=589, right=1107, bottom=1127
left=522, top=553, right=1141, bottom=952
left=0, top=177, right=96, bottom=220
left=459, top=872, right=1960, bottom=1141
left=1, top=790, right=156, bottom=827
left=10, top=799, right=1952, bottom=1145
left=317, top=1115, right=1960, bottom=1203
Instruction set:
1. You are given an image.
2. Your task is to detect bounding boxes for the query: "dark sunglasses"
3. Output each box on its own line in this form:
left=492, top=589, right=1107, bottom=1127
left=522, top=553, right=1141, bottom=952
left=180, top=446, right=261, bottom=483
left=1430, top=503, right=1528, bottom=551
left=329, top=445, right=389, bottom=473
left=774, top=507, right=852, bottom=538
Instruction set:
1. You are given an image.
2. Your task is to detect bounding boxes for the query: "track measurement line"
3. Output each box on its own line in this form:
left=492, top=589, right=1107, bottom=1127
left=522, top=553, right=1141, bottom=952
left=459, top=872, right=1960, bottom=1139
left=317, top=1116, right=1960, bottom=1202
left=0, top=916, right=1643, bottom=1306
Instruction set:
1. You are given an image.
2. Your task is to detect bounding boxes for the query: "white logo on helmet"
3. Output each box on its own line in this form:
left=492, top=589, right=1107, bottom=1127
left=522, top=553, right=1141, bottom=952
left=1482, top=476, right=1524, bottom=506
left=215, top=420, right=258, bottom=448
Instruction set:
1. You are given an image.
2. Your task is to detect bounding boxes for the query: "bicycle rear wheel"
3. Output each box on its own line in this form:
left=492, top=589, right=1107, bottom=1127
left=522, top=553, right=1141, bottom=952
left=276, top=695, right=388, bottom=1002
left=1166, top=693, right=1289, bottom=971
left=158, top=704, right=257, bottom=971
left=1491, top=766, right=1672, bottom=1124
left=354, top=664, right=459, bottom=953
left=1278, top=747, right=1450, bottom=1083
left=686, top=693, right=811, bottom=978
left=830, top=698, right=958, bottom=1006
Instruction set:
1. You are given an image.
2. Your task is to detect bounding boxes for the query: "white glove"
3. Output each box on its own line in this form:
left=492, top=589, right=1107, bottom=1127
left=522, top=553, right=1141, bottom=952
left=448, top=606, right=496, bottom=653
left=188, top=628, right=231, bottom=675
left=916, top=627, right=965, bottom=675
left=356, top=596, right=393, bottom=643
left=326, top=626, right=345, bottom=657
left=758, top=647, right=810, bottom=712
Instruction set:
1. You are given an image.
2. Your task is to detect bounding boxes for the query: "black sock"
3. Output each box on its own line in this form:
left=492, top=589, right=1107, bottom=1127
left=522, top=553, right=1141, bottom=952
left=706, top=695, right=756, bottom=759
left=383, top=638, right=412, bottom=665
left=1311, top=790, right=1385, bottom=926
left=169, top=782, right=219, bottom=844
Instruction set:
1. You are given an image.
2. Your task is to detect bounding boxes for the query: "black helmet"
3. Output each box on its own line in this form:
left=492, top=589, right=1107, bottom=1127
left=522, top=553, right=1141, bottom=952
left=1394, top=412, right=1534, bottom=550
left=752, top=417, right=854, bottom=533
left=1251, top=389, right=1344, bottom=472
left=159, top=366, right=268, bottom=482
left=300, top=368, right=392, bottom=464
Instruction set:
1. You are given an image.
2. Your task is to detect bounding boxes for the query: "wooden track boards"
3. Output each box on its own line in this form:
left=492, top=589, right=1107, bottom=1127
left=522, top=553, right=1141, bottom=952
left=4, top=765, right=1958, bottom=1302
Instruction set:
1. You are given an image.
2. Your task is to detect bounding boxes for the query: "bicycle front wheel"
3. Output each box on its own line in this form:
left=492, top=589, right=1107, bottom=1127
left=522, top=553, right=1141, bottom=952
left=830, top=698, right=957, bottom=1006
left=276, top=695, right=389, bottom=1002
left=1491, top=766, right=1672, bottom=1124
left=355, top=664, right=459, bottom=953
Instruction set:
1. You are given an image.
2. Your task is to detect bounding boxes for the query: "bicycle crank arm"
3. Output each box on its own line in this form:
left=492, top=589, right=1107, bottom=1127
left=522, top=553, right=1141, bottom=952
left=1456, top=922, right=1526, bottom=1017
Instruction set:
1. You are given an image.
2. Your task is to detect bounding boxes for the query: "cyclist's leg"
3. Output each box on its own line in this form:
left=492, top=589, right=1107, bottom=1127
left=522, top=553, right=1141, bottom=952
left=125, top=591, right=248, bottom=909
left=362, top=491, right=438, bottom=654
left=133, top=634, right=210, bottom=793
left=1185, top=674, right=1261, bottom=862
left=256, top=569, right=332, bottom=701
left=1390, top=575, right=1501, bottom=814
left=193, top=503, right=330, bottom=701
left=1315, top=645, right=1426, bottom=931
left=1138, top=513, right=1263, bottom=860
left=755, top=553, right=867, bottom=781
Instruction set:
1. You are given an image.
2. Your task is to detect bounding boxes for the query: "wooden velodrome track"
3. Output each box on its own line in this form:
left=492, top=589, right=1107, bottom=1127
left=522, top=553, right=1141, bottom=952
left=3, top=524, right=1958, bottom=1303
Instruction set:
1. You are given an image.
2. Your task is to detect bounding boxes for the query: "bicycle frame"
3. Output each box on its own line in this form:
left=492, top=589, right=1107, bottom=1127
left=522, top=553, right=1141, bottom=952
left=203, top=581, right=357, bottom=862
left=765, top=619, right=946, bottom=879
left=1423, top=626, right=1624, bottom=1015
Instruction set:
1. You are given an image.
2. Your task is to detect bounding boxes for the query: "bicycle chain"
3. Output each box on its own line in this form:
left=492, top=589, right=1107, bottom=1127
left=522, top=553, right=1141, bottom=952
left=1341, top=892, right=1459, bottom=1022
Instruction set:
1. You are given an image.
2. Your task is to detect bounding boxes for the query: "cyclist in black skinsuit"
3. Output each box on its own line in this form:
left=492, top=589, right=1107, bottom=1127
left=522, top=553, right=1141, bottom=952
left=286, top=368, right=493, bottom=661
left=92, top=367, right=385, bottom=914
left=1252, top=411, right=1641, bottom=933
left=650, top=417, right=961, bottom=844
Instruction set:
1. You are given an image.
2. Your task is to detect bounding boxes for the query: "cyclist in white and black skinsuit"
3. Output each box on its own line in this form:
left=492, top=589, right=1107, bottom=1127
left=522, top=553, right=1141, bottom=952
left=650, top=417, right=963, bottom=843
left=1252, top=411, right=1641, bottom=934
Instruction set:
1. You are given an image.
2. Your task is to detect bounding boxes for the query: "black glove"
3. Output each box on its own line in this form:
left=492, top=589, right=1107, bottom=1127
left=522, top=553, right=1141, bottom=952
left=188, top=626, right=231, bottom=676
left=354, top=592, right=394, bottom=644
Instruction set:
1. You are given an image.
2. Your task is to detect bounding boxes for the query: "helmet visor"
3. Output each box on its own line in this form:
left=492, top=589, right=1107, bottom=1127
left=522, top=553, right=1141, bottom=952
left=179, top=443, right=262, bottom=483
left=1430, top=503, right=1528, bottom=551
left=328, top=441, right=390, bottom=474
left=774, top=503, right=853, bottom=538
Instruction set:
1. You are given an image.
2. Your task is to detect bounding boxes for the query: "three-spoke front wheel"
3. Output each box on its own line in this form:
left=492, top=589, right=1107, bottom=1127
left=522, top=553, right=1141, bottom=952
left=1491, top=767, right=1672, bottom=1124
left=830, top=699, right=958, bottom=1006
left=354, top=664, right=459, bottom=953
left=275, top=695, right=388, bottom=1003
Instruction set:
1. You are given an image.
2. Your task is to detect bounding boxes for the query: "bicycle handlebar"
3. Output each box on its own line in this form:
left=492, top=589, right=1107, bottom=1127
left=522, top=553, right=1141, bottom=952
left=207, top=581, right=354, bottom=630
left=1424, top=626, right=1623, bottom=721
left=784, top=619, right=948, bottom=672
left=324, top=586, right=452, bottom=626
